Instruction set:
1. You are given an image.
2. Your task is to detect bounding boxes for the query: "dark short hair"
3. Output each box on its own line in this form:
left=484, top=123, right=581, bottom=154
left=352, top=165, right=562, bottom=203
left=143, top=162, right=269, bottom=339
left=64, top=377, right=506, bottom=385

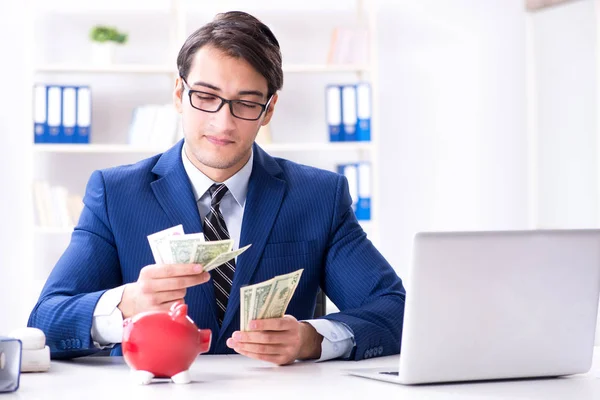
left=177, top=11, right=283, bottom=97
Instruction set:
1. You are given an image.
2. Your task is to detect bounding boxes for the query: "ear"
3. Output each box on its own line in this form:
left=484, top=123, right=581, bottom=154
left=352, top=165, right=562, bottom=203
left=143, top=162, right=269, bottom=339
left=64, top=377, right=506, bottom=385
left=261, top=92, right=278, bottom=126
left=173, top=76, right=184, bottom=114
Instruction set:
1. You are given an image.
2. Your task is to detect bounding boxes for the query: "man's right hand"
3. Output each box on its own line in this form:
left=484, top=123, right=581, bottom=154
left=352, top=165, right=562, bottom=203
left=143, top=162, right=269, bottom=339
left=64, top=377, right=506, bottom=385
left=118, top=263, right=210, bottom=319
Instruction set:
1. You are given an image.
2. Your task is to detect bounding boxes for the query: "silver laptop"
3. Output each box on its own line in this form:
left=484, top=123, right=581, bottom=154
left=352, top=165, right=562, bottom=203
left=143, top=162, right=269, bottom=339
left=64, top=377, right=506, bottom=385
left=350, top=230, right=600, bottom=384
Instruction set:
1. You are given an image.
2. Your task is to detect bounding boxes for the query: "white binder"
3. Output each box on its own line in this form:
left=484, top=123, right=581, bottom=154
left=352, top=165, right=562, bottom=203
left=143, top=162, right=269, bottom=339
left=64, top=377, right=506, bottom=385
left=341, top=85, right=357, bottom=141
left=326, top=85, right=343, bottom=142
left=76, top=86, right=91, bottom=143
left=356, top=82, right=371, bottom=141
left=46, top=86, right=62, bottom=143
left=61, top=87, right=77, bottom=143
left=33, top=85, right=47, bottom=143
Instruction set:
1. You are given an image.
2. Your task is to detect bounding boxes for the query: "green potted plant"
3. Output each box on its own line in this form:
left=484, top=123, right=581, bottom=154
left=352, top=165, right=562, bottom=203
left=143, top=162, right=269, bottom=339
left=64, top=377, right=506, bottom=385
left=89, top=25, right=128, bottom=64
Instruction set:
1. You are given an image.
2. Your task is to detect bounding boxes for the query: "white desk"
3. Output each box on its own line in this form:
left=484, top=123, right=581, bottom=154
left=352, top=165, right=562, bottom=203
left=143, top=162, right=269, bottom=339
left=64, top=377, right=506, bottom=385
left=5, top=349, right=600, bottom=399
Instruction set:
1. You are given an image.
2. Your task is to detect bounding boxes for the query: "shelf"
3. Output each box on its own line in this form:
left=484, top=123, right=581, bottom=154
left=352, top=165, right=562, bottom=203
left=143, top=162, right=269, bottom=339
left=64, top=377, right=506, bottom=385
left=34, top=226, right=74, bottom=234
left=33, top=142, right=373, bottom=154
left=35, top=64, right=176, bottom=75
left=283, top=64, right=370, bottom=74
left=33, top=144, right=170, bottom=154
left=34, top=64, right=369, bottom=75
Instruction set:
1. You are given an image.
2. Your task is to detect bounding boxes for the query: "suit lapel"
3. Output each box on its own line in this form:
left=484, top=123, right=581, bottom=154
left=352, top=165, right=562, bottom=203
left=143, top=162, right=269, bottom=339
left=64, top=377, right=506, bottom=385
left=150, top=140, right=220, bottom=331
left=218, top=144, right=286, bottom=339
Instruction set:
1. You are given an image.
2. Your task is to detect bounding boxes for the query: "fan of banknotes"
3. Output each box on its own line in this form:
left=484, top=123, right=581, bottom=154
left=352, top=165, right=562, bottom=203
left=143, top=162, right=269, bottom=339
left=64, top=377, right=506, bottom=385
left=147, top=225, right=304, bottom=331
left=147, top=224, right=251, bottom=272
left=240, top=268, right=303, bottom=331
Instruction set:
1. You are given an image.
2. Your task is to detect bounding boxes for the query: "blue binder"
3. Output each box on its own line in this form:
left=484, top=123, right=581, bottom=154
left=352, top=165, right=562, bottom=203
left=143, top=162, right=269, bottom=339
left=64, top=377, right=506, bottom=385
left=341, top=85, right=357, bottom=142
left=326, top=85, right=343, bottom=142
left=356, top=162, right=371, bottom=220
left=46, top=86, right=62, bottom=144
left=76, top=86, right=91, bottom=144
left=33, top=84, right=47, bottom=144
left=356, top=82, right=371, bottom=142
left=61, top=86, right=77, bottom=144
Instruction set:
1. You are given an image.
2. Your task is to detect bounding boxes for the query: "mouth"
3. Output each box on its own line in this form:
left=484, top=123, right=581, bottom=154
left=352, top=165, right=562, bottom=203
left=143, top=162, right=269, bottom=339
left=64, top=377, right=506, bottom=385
left=204, top=135, right=235, bottom=146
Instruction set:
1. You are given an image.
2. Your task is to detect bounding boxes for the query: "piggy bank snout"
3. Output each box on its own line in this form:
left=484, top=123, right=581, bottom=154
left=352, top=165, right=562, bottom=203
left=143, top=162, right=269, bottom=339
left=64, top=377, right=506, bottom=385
left=197, top=329, right=211, bottom=354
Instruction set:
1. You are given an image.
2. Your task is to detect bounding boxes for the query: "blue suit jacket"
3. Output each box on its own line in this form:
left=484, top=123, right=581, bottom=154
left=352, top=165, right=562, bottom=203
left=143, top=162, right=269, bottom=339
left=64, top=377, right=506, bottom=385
left=28, top=141, right=406, bottom=360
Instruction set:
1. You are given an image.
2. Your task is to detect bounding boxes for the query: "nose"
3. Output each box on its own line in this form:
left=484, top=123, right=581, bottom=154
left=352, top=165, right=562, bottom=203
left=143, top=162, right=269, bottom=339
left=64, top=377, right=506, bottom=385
left=209, top=102, right=237, bottom=133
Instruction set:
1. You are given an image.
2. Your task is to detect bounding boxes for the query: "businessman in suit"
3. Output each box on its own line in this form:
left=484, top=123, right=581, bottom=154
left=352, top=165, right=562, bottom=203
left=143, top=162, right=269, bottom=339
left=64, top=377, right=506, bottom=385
left=28, top=11, right=406, bottom=365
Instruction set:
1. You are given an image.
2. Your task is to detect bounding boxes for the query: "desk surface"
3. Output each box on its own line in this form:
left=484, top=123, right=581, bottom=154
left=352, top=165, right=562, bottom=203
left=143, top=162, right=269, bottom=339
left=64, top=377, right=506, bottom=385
left=5, top=350, right=600, bottom=399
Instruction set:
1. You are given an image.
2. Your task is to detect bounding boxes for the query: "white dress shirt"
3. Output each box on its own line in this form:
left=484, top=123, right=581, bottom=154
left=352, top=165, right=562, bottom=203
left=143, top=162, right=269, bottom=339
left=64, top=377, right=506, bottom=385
left=91, top=145, right=356, bottom=361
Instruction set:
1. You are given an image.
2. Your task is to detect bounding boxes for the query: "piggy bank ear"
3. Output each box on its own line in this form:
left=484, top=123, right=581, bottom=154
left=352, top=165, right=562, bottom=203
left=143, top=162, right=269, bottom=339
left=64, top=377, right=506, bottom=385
left=170, top=302, right=188, bottom=321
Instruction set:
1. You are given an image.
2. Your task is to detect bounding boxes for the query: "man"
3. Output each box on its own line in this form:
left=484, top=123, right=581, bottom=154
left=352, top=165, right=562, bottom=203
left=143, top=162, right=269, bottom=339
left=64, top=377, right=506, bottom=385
left=28, top=11, right=405, bottom=365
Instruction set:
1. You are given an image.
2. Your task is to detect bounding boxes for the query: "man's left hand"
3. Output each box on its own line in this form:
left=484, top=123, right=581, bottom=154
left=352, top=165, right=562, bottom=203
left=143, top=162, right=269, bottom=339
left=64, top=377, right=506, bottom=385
left=226, top=315, right=323, bottom=365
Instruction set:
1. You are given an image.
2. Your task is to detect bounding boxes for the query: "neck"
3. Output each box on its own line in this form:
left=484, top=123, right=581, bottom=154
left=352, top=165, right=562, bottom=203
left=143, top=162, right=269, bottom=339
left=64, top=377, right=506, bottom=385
left=184, top=145, right=250, bottom=183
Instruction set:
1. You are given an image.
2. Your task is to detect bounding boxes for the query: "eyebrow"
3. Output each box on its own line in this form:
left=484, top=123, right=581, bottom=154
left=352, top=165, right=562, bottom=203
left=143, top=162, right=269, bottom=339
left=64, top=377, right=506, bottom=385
left=191, top=81, right=265, bottom=99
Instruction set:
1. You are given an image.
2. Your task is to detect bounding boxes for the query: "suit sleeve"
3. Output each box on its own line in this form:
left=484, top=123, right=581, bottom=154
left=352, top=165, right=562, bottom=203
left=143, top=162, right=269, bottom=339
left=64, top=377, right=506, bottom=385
left=321, top=174, right=406, bottom=361
left=27, top=170, right=123, bottom=359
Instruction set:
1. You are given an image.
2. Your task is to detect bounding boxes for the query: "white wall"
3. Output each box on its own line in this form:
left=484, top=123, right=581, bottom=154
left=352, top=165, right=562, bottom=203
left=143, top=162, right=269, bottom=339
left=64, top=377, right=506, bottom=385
left=0, top=2, right=34, bottom=334
left=531, top=0, right=597, bottom=228
left=528, top=0, right=599, bottom=343
left=0, top=0, right=589, bottom=336
left=376, top=0, right=530, bottom=279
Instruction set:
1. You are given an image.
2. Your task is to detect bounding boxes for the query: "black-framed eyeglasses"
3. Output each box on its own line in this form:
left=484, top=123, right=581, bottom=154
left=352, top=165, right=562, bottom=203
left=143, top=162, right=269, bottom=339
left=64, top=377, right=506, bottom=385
left=181, top=77, right=273, bottom=121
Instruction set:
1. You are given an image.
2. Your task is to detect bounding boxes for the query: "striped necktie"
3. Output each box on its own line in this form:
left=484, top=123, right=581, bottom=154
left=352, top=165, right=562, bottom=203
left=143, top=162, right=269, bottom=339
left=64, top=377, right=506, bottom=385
left=203, top=183, right=235, bottom=325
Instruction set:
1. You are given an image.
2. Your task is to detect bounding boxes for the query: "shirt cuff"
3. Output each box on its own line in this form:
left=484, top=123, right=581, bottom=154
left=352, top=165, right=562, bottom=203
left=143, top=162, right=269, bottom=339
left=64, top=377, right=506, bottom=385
left=91, top=285, right=126, bottom=348
left=303, top=319, right=356, bottom=362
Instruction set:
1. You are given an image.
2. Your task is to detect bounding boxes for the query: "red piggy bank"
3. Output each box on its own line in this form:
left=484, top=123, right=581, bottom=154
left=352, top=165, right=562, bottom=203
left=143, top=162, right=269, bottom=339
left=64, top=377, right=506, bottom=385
left=122, top=302, right=211, bottom=384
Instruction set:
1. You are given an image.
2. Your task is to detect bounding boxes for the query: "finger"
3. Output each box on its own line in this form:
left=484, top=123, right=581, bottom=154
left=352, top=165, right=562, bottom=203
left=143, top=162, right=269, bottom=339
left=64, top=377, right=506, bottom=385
left=140, top=273, right=210, bottom=293
left=234, top=348, right=292, bottom=366
left=228, top=339, right=284, bottom=355
left=231, top=330, right=288, bottom=345
left=249, top=317, right=293, bottom=332
left=141, top=263, right=205, bottom=279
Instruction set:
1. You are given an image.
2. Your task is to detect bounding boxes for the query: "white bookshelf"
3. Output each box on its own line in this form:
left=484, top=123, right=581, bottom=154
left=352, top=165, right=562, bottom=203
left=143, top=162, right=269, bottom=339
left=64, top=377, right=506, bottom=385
left=33, top=141, right=373, bottom=154
left=35, top=63, right=370, bottom=75
left=28, top=0, right=380, bottom=310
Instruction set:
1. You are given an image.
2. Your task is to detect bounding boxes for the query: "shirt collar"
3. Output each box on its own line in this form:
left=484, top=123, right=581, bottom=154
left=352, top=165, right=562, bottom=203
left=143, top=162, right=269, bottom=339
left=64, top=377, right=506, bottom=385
left=181, top=143, right=253, bottom=207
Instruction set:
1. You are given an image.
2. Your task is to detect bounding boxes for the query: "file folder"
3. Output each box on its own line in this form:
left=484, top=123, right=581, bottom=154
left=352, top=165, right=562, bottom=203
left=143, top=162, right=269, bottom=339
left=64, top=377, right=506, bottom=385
left=33, top=85, right=47, bottom=144
left=61, top=86, right=77, bottom=144
left=356, top=162, right=371, bottom=220
left=76, top=86, right=91, bottom=144
left=341, top=85, right=357, bottom=141
left=356, top=82, right=371, bottom=142
left=46, top=86, right=62, bottom=144
left=326, top=85, right=343, bottom=142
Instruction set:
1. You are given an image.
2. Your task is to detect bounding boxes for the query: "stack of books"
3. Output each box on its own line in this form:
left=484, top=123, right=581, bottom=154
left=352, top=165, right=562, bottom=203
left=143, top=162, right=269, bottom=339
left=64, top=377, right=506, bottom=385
left=32, top=181, right=83, bottom=228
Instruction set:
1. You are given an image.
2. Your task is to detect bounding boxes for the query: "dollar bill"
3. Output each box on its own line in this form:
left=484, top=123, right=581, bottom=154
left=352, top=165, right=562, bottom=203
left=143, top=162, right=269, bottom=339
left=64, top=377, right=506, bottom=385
left=147, top=225, right=185, bottom=263
left=239, top=269, right=304, bottom=331
left=249, top=282, right=275, bottom=328
left=167, top=236, right=232, bottom=265
left=240, top=285, right=255, bottom=332
left=203, top=244, right=252, bottom=272
left=260, top=269, right=303, bottom=320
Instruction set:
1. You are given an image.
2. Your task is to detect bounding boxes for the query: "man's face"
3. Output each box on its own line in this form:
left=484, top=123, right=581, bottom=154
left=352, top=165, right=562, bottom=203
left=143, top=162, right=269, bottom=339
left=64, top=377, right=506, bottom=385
left=174, top=45, right=277, bottom=181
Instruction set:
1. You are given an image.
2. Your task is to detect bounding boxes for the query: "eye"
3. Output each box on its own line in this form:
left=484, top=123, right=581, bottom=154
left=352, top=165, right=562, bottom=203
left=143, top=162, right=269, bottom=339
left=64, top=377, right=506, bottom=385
left=194, top=93, right=218, bottom=101
left=237, top=101, right=258, bottom=109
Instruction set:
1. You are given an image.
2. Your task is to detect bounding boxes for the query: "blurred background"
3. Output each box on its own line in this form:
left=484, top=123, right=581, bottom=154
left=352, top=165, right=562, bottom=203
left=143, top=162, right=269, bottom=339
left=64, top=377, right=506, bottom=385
left=0, top=0, right=597, bottom=338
